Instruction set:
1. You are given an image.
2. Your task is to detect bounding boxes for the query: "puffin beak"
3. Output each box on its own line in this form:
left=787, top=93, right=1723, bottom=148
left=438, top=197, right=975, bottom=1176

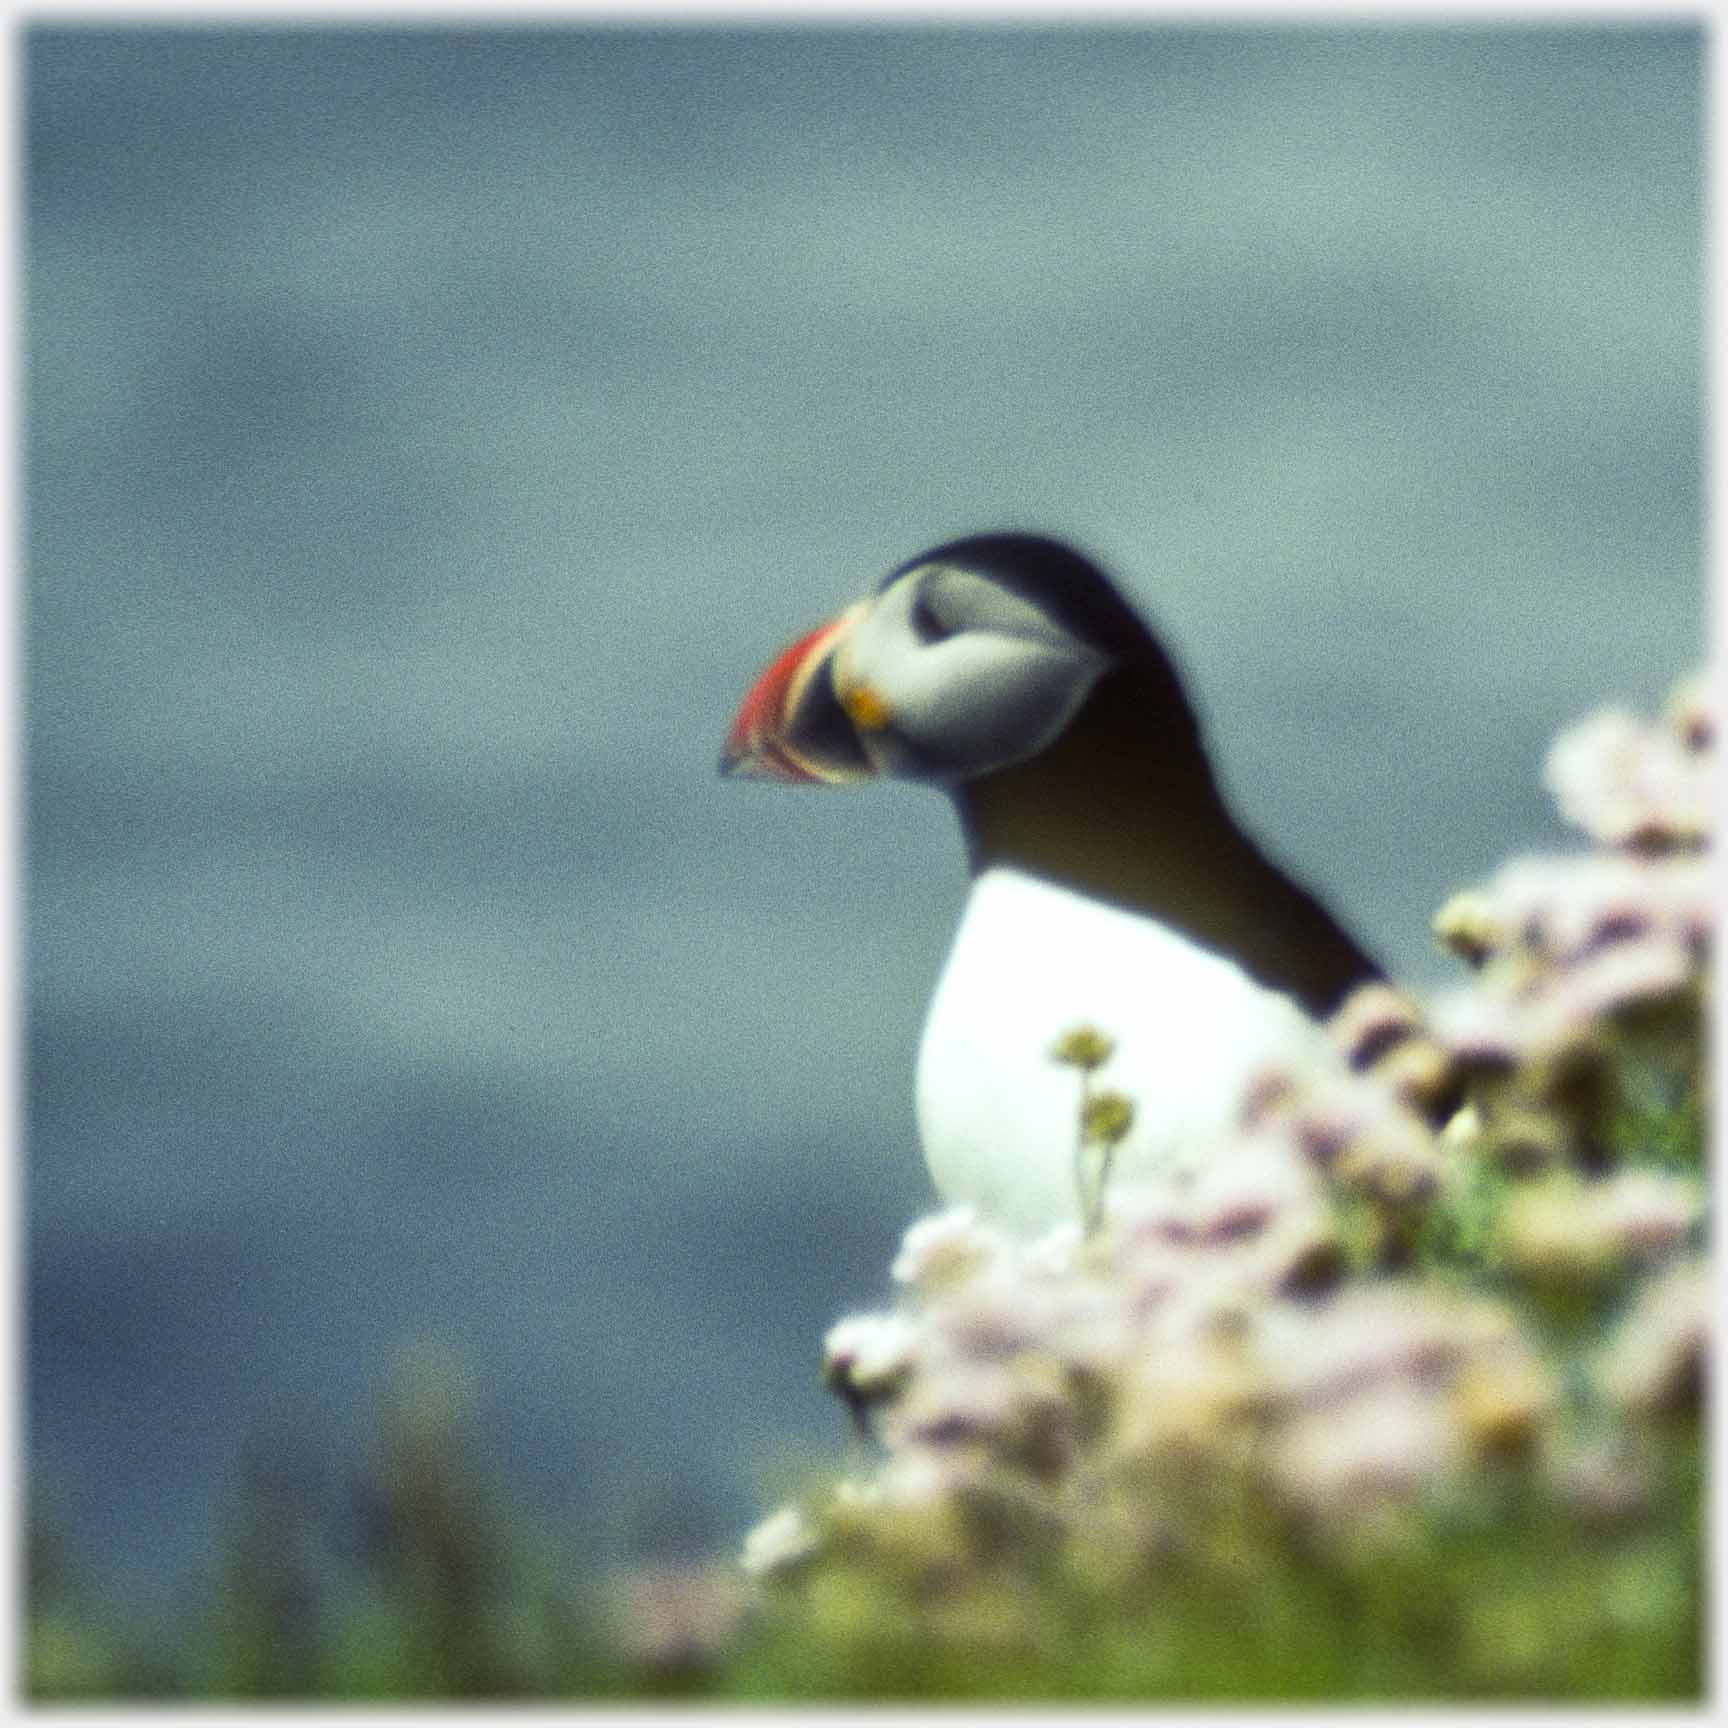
left=721, top=601, right=877, bottom=784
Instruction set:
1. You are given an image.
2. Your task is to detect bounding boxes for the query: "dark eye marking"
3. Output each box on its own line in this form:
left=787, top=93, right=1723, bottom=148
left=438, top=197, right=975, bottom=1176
left=909, top=589, right=952, bottom=645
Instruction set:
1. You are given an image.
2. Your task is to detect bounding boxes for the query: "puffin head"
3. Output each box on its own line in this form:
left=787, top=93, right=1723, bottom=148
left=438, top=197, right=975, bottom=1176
left=721, top=534, right=1164, bottom=787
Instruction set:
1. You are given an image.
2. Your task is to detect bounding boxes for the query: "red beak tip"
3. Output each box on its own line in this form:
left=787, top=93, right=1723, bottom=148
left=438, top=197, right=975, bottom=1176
left=724, top=607, right=861, bottom=787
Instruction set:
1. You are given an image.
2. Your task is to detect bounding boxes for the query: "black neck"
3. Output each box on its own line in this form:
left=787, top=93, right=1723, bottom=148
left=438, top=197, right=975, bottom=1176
left=948, top=667, right=1382, bottom=1018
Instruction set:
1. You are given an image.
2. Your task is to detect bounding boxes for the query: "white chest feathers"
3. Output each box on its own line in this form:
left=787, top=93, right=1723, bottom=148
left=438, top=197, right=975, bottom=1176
left=915, top=866, right=1333, bottom=1233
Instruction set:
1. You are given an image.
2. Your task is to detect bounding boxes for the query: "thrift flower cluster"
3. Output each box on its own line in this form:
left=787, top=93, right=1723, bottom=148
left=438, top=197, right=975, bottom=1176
left=739, top=672, right=1710, bottom=1698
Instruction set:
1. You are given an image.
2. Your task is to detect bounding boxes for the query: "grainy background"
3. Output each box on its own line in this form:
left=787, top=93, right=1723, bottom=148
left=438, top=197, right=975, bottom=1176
left=25, top=21, right=1702, bottom=1602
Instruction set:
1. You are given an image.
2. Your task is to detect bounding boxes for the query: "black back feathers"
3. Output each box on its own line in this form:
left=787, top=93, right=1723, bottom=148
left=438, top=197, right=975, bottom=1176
left=922, top=533, right=1385, bottom=1016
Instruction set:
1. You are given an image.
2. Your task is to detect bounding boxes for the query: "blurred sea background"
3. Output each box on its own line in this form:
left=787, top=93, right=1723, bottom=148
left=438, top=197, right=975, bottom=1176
left=24, top=20, right=1702, bottom=1613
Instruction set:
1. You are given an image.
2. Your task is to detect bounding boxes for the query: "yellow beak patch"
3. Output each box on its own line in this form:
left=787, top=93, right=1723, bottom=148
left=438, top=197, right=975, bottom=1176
left=840, top=682, right=893, bottom=732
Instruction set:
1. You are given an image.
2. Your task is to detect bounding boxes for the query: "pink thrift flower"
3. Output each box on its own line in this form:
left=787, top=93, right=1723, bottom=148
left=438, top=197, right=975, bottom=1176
left=608, top=1562, right=747, bottom=1670
left=1551, top=933, right=1696, bottom=1026
left=823, top=1310, right=921, bottom=1397
left=1545, top=706, right=1710, bottom=849
left=891, top=1205, right=1007, bottom=1292
left=1663, top=668, right=1713, bottom=754
left=1597, top=1258, right=1709, bottom=1416
left=1272, top=1380, right=1462, bottom=1515
left=740, top=1504, right=821, bottom=1578
left=1595, top=1169, right=1703, bottom=1261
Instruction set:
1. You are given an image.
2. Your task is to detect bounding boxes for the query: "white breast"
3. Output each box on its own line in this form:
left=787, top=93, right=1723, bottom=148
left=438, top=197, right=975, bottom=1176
left=915, top=866, right=1333, bottom=1232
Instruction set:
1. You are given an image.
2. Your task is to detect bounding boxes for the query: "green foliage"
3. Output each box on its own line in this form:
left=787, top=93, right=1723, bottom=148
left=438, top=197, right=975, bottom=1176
left=726, top=1501, right=1700, bottom=1702
left=1610, top=1020, right=1707, bottom=1175
left=27, top=1357, right=646, bottom=1703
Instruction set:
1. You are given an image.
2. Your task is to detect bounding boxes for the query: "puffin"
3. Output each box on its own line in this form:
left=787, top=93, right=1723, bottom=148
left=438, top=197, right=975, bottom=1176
left=722, top=533, right=1383, bottom=1232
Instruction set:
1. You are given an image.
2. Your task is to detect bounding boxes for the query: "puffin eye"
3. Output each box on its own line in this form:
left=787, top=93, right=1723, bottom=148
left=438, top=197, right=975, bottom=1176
left=909, top=589, right=952, bottom=646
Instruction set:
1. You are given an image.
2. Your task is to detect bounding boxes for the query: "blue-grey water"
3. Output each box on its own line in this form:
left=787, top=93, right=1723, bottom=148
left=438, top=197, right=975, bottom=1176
left=25, top=23, right=1703, bottom=1606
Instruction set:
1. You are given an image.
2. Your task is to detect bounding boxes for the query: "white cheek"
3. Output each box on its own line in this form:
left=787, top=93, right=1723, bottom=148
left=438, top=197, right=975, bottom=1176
left=891, top=636, right=1101, bottom=770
